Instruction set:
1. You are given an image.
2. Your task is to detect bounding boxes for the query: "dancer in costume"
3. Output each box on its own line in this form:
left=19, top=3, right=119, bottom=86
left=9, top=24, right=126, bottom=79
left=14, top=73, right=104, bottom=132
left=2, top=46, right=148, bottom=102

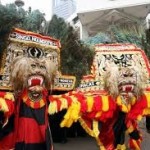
left=1, top=28, right=150, bottom=150
left=0, top=28, right=76, bottom=150
left=0, top=28, right=62, bottom=150
left=49, top=44, right=150, bottom=150
left=0, top=56, right=56, bottom=150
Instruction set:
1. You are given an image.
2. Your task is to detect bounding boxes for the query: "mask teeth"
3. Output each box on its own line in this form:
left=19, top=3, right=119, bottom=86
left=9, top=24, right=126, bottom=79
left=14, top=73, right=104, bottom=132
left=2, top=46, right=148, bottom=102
left=28, top=76, right=43, bottom=86
left=121, top=84, right=134, bottom=92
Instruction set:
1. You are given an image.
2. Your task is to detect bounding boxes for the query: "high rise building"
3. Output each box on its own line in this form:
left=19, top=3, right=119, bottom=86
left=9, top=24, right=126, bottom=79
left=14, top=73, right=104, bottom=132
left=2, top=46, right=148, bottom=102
left=52, top=0, right=76, bottom=20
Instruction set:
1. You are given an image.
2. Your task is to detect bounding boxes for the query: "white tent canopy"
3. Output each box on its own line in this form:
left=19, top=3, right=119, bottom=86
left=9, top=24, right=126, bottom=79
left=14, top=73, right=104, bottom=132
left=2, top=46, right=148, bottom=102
left=77, top=0, right=150, bottom=39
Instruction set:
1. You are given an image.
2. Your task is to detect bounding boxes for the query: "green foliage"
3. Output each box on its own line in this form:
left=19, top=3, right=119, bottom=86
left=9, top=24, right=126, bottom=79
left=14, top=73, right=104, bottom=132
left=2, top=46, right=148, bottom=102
left=0, top=4, right=17, bottom=32
left=144, top=29, right=150, bottom=59
left=47, top=15, right=94, bottom=86
left=60, top=26, right=94, bottom=86
left=0, top=3, right=47, bottom=68
left=47, top=15, right=69, bottom=43
left=0, top=3, right=47, bottom=52
left=0, top=3, right=47, bottom=35
left=111, top=26, right=145, bottom=47
left=84, top=25, right=145, bottom=46
left=84, top=33, right=111, bottom=46
left=0, top=3, right=22, bottom=35
left=0, top=3, right=22, bottom=56
left=84, top=25, right=150, bottom=58
left=21, top=10, right=45, bottom=32
left=111, top=26, right=150, bottom=58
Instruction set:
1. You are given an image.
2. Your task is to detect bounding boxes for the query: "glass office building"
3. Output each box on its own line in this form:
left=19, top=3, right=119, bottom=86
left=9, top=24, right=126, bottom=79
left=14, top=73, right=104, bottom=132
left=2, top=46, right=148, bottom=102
left=52, top=0, right=76, bottom=20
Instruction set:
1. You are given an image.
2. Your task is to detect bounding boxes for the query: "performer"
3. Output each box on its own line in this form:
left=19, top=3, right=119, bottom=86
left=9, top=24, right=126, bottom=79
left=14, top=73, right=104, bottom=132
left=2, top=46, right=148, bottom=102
left=48, top=44, right=150, bottom=150
left=1, top=29, right=150, bottom=150
left=0, top=56, right=56, bottom=150
left=0, top=28, right=76, bottom=150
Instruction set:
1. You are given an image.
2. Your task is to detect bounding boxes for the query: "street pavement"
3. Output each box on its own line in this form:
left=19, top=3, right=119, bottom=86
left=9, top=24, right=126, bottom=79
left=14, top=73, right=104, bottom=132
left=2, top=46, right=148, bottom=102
left=54, top=120, right=150, bottom=150
left=54, top=136, right=99, bottom=150
left=140, top=120, right=150, bottom=150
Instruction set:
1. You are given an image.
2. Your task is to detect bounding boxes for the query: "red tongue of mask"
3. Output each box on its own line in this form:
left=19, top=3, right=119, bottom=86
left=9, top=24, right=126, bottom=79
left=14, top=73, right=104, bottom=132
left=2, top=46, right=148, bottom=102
left=121, top=86, right=132, bottom=92
left=31, top=79, right=41, bottom=86
left=125, top=86, right=132, bottom=92
left=119, top=85, right=132, bottom=92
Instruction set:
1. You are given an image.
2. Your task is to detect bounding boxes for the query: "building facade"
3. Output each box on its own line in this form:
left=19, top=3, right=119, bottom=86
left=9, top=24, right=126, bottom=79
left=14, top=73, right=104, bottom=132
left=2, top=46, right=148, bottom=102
left=76, top=0, right=150, bottom=39
left=52, top=0, right=76, bottom=20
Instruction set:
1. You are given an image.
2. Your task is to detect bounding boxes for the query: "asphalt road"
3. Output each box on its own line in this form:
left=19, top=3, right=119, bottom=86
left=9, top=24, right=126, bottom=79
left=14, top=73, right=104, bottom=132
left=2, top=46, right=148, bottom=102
left=54, top=136, right=99, bottom=150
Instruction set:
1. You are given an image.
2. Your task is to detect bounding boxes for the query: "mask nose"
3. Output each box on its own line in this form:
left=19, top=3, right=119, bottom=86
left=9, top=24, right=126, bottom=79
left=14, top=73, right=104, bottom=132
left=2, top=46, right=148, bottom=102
left=35, top=67, right=41, bottom=74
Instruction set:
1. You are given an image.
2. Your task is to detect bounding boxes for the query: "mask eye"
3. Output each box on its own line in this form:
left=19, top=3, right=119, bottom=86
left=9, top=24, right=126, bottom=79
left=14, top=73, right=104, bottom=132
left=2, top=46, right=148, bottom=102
left=130, top=73, right=133, bottom=77
left=40, top=65, right=46, bottom=69
left=31, top=64, right=36, bottom=68
left=123, top=74, right=128, bottom=77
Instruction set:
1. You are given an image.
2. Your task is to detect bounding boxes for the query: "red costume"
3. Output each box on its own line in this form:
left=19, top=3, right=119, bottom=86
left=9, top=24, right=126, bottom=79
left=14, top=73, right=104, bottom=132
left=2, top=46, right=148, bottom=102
left=0, top=90, right=53, bottom=150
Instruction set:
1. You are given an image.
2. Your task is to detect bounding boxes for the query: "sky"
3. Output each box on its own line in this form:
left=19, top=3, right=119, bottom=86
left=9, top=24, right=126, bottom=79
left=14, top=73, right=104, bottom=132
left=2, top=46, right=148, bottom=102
left=1, top=0, right=53, bottom=20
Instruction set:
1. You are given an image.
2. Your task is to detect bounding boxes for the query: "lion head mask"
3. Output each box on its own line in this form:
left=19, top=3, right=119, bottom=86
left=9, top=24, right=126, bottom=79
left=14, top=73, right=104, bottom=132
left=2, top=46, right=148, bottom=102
left=10, top=56, right=57, bottom=95
left=104, top=62, right=147, bottom=99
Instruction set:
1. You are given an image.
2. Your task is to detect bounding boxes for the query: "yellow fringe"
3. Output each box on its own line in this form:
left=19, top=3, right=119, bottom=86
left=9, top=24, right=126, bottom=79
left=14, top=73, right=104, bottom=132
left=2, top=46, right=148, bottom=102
left=0, top=98, right=9, bottom=113
left=79, top=118, right=105, bottom=150
left=102, top=96, right=109, bottom=111
left=143, top=108, right=150, bottom=116
left=86, top=96, right=94, bottom=112
left=99, top=146, right=106, bottom=150
left=116, top=96, right=131, bottom=113
left=95, top=136, right=106, bottom=150
left=78, top=118, right=95, bottom=137
left=132, top=140, right=140, bottom=150
left=4, top=92, right=14, bottom=101
left=137, top=115, right=142, bottom=121
left=48, top=101, right=57, bottom=114
left=60, top=101, right=81, bottom=128
left=126, top=125, right=134, bottom=133
left=131, top=96, right=136, bottom=105
left=60, top=98, right=68, bottom=110
left=116, top=144, right=126, bottom=150
left=95, top=112, right=102, bottom=118
left=141, top=92, right=150, bottom=116
left=93, top=120, right=100, bottom=137
left=144, top=92, right=150, bottom=108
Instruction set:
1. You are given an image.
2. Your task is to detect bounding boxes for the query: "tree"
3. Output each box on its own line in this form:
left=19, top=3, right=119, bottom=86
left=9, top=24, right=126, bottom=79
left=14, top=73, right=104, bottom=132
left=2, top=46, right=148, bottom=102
left=47, top=15, right=69, bottom=43
left=0, top=3, right=22, bottom=67
left=61, top=26, right=94, bottom=86
left=84, top=25, right=150, bottom=58
left=0, top=3, right=47, bottom=68
left=0, top=3, right=21, bottom=47
left=111, top=25, right=145, bottom=47
left=47, top=15, right=94, bottom=86
left=21, top=9, right=46, bottom=33
left=0, top=3, right=47, bottom=36
left=145, top=29, right=150, bottom=58
left=84, top=32, right=111, bottom=46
